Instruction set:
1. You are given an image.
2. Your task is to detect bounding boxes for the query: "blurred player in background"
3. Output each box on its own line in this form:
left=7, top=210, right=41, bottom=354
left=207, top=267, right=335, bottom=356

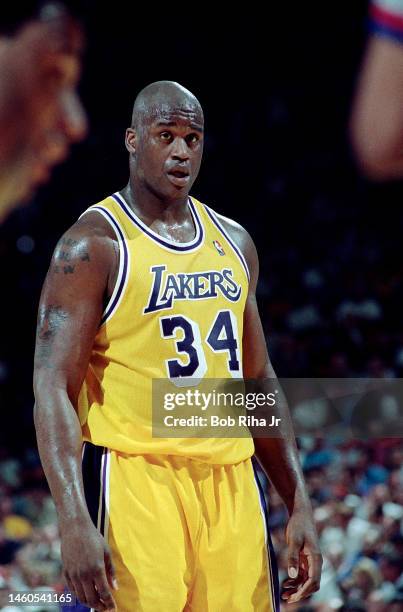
left=351, top=0, right=403, bottom=179
left=0, top=3, right=87, bottom=222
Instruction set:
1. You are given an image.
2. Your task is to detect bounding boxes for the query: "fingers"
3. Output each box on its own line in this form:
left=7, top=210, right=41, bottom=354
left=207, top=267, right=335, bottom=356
left=93, top=565, right=117, bottom=611
left=64, top=572, right=82, bottom=603
left=64, top=571, right=87, bottom=609
left=287, top=534, right=303, bottom=579
left=286, top=575, right=319, bottom=604
left=65, top=567, right=115, bottom=611
left=105, top=546, right=119, bottom=592
left=70, top=546, right=117, bottom=611
left=81, top=577, right=105, bottom=610
left=281, top=563, right=308, bottom=601
left=285, top=549, right=322, bottom=604
left=306, top=547, right=323, bottom=582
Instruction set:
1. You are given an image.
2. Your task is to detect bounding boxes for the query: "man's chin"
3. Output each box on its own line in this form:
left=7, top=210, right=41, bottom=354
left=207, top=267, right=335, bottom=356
left=165, top=177, right=193, bottom=199
left=166, top=187, right=191, bottom=203
left=148, top=181, right=191, bottom=204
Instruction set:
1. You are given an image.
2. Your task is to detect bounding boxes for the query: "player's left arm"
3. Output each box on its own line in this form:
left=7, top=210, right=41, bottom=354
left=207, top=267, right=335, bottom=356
left=219, top=215, right=322, bottom=604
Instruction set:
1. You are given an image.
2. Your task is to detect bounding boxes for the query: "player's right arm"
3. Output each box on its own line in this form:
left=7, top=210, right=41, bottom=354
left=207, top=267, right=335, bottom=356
left=33, top=213, right=118, bottom=612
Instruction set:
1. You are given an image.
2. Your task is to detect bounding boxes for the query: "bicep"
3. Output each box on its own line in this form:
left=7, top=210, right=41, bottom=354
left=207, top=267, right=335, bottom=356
left=34, top=232, right=110, bottom=403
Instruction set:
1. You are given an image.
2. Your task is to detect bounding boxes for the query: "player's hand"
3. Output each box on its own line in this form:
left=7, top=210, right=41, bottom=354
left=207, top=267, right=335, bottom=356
left=60, top=519, right=118, bottom=611
left=281, top=507, right=322, bottom=604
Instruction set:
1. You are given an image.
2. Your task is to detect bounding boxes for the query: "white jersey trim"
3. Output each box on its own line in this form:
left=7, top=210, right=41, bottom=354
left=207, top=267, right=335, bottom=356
left=112, top=192, right=206, bottom=254
left=79, top=205, right=130, bottom=326
left=203, top=204, right=250, bottom=282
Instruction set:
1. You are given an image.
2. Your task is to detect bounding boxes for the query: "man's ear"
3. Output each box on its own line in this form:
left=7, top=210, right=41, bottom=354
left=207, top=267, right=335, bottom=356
left=125, top=128, right=136, bottom=154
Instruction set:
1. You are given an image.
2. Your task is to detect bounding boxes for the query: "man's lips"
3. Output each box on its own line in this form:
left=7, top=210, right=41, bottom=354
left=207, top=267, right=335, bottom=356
left=167, top=169, right=190, bottom=187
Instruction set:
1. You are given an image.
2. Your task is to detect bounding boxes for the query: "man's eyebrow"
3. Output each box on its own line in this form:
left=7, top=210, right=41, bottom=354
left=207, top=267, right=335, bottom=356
left=156, top=120, right=204, bottom=133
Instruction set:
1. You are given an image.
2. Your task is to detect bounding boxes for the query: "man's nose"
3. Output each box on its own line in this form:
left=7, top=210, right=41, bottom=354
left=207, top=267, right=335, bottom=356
left=171, top=137, right=189, bottom=161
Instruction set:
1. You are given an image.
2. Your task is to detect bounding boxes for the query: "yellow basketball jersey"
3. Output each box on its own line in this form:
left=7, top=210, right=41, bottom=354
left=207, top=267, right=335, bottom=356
left=78, top=192, right=254, bottom=463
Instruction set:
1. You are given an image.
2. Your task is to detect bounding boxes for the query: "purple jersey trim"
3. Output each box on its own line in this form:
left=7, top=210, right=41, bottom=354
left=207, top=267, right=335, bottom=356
left=112, top=192, right=204, bottom=252
left=252, top=458, right=280, bottom=611
left=100, top=449, right=108, bottom=536
left=88, top=206, right=129, bottom=325
left=203, top=205, right=250, bottom=281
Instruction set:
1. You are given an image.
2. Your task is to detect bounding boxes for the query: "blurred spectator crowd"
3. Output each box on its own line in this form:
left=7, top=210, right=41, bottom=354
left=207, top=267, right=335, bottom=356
left=0, top=449, right=62, bottom=611
left=0, top=440, right=401, bottom=611
left=266, top=438, right=403, bottom=611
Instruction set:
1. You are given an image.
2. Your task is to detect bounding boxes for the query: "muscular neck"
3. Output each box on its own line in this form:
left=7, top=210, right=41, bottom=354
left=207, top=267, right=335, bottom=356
left=122, top=179, right=190, bottom=227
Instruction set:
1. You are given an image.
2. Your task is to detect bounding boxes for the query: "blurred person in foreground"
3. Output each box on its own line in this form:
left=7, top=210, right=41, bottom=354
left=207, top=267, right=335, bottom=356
left=351, top=0, right=403, bottom=180
left=0, top=3, right=87, bottom=222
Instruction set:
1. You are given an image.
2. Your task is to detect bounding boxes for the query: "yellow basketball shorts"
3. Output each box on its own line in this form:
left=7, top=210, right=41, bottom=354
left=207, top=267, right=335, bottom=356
left=70, top=443, right=280, bottom=611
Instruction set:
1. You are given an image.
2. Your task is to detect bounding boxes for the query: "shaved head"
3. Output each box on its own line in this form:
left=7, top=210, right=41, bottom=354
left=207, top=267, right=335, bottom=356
left=125, top=81, right=204, bottom=204
left=131, top=81, right=203, bottom=130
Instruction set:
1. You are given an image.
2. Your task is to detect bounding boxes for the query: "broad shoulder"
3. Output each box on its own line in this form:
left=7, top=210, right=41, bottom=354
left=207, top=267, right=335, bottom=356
left=212, top=210, right=253, bottom=252
left=207, top=208, right=259, bottom=286
left=68, top=209, right=116, bottom=241
left=51, top=209, right=117, bottom=271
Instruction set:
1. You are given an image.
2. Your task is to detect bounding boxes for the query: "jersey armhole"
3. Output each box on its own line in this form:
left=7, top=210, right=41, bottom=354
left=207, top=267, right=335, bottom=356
left=78, top=206, right=130, bottom=326
left=203, top=204, right=250, bottom=282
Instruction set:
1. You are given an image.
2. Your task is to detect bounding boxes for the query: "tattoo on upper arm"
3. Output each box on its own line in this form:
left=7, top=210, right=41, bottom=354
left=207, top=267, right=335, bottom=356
left=51, top=236, right=91, bottom=275
left=61, top=238, right=78, bottom=247
left=35, top=305, right=69, bottom=367
left=58, top=251, right=71, bottom=262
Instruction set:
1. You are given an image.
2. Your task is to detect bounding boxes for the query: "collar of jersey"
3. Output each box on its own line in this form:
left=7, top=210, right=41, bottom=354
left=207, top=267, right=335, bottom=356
left=112, top=192, right=204, bottom=252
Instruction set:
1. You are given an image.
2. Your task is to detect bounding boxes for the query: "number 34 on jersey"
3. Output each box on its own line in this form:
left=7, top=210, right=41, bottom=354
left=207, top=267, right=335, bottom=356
left=144, top=265, right=244, bottom=383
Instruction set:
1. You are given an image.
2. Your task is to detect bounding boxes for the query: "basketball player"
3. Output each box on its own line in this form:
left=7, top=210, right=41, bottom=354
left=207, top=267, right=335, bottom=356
left=0, top=4, right=87, bottom=221
left=351, top=0, right=403, bottom=179
left=33, top=81, right=322, bottom=611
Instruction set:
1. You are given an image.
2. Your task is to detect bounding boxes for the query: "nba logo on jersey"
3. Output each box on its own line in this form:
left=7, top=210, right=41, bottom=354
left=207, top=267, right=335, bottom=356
left=213, top=240, right=225, bottom=256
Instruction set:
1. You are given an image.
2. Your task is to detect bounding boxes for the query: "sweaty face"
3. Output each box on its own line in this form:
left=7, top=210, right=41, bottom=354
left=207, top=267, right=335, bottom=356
left=132, top=105, right=204, bottom=201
